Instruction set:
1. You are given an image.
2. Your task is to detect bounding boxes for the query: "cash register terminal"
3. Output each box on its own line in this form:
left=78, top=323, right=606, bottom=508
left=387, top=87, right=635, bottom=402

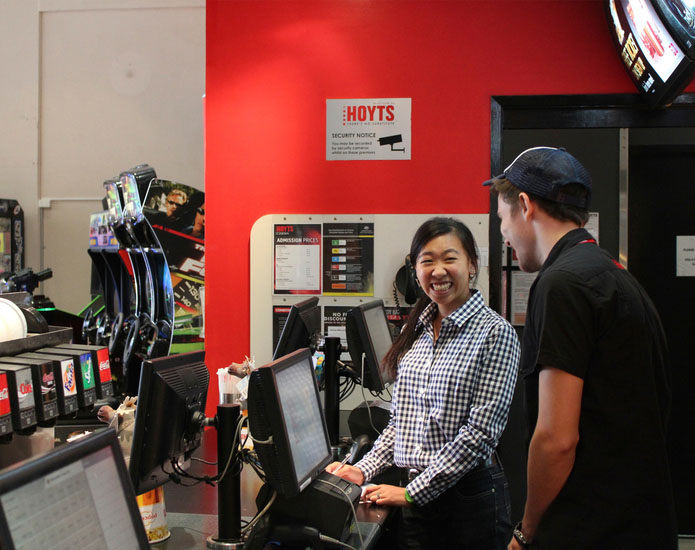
left=246, top=348, right=362, bottom=547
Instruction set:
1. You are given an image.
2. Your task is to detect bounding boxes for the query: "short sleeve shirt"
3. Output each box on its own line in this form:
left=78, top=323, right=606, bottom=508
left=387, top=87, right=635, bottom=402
left=521, top=228, right=676, bottom=548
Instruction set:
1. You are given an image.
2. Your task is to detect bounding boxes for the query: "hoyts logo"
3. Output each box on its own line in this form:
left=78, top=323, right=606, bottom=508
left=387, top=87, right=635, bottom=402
left=343, top=104, right=395, bottom=123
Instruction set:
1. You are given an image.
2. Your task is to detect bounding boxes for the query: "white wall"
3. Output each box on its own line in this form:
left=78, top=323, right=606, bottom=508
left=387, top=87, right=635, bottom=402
left=0, top=0, right=205, bottom=314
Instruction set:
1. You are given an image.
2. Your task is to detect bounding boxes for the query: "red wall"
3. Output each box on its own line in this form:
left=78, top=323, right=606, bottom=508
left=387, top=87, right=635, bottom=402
left=204, top=0, right=639, bottom=414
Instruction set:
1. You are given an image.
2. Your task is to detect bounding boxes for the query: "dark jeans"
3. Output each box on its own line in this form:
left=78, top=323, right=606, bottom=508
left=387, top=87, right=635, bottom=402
left=397, top=463, right=512, bottom=550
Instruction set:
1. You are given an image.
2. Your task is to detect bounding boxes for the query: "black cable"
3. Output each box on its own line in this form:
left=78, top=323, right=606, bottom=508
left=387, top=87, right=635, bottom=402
left=339, top=376, right=356, bottom=402
left=165, top=413, right=248, bottom=486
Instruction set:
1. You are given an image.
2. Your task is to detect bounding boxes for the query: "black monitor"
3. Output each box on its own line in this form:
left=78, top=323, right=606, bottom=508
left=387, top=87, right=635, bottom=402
left=272, top=297, right=321, bottom=360
left=605, top=0, right=695, bottom=105
left=247, top=348, right=332, bottom=498
left=0, top=428, right=149, bottom=549
left=129, top=350, right=209, bottom=495
left=345, top=299, right=394, bottom=392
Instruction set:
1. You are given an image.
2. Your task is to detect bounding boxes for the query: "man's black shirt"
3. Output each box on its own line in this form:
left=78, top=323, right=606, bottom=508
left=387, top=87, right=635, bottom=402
left=521, top=228, right=676, bottom=549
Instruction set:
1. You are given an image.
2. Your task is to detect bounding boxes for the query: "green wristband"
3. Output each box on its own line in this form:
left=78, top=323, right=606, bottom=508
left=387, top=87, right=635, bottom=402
left=404, top=488, right=414, bottom=504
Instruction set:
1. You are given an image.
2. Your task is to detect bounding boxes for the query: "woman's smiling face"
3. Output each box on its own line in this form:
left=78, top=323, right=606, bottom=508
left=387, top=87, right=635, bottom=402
left=415, top=232, right=474, bottom=318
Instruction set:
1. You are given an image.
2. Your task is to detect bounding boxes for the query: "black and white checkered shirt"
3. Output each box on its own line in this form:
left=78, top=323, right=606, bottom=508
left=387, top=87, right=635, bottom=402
left=355, top=290, right=520, bottom=505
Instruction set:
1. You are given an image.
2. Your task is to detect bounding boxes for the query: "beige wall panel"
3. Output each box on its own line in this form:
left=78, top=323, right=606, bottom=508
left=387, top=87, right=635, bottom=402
left=41, top=200, right=103, bottom=312
left=39, top=5, right=204, bottom=313
left=0, top=1, right=40, bottom=270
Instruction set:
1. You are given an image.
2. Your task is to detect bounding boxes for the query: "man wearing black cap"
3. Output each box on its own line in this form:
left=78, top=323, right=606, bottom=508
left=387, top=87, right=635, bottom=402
left=485, top=147, right=676, bottom=549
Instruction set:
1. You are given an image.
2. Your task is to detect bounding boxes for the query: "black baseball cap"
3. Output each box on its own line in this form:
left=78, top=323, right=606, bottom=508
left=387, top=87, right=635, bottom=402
left=483, top=146, right=592, bottom=209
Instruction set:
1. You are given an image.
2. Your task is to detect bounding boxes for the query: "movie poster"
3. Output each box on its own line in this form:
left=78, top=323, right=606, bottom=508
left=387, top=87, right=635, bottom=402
left=144, top=180, right=205, bottom=350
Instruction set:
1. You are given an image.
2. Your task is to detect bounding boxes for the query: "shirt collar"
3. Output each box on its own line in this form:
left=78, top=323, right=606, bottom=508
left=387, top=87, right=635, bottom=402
left=417, top=289, right=485, bottom=330
left=539, top=227, right=594, bottom=274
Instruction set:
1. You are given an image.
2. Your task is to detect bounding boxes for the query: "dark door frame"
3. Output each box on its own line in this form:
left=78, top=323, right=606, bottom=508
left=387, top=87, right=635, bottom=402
left=488, top=92, right=695, bottom=314
left=489, top=92, right=695, bottom=529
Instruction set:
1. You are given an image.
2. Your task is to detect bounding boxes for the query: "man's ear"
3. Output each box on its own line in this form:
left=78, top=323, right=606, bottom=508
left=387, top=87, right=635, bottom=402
left=518, top=192, right=535, bottom=221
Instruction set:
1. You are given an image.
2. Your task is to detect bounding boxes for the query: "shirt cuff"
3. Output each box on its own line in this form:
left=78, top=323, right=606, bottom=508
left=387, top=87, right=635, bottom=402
left=354, top=456, right=388, bottom=483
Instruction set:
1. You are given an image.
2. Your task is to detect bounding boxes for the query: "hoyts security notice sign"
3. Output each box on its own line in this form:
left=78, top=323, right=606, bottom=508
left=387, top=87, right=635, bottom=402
left=326, top=98, right=411, bottom=160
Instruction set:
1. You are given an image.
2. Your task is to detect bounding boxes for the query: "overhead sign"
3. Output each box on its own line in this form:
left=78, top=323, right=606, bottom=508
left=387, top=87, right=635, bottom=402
left=326, top=98, right=411, bottom=160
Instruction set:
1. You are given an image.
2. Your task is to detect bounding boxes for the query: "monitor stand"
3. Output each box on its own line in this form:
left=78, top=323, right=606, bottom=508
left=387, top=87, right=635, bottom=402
left=206, top=404, right=244, bottom=550
left=322, top=336, right=341, bottom=451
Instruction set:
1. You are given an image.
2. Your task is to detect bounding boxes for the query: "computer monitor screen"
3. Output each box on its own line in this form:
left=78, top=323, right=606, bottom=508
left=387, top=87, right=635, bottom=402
left=129, top=350, right=209, bottom=495
left=272, top=297, right=321, bottom=360
left=345, top=299, right=394, bottom=392
left=247, top=348, right=332, bottom=498
left=0, top=428, right=149, bottom=550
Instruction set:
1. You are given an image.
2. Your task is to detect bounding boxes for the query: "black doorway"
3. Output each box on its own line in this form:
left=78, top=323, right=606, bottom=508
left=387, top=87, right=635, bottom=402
left=629, top=144, right=695, bottom=533
left=490, top=94, right=695, bottom=535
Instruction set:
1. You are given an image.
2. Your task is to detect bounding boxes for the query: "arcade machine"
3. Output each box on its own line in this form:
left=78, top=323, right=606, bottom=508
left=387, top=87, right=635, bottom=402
left=95, top=166, right=174, bottom=396
left=0, top=199, right=24, bottom=278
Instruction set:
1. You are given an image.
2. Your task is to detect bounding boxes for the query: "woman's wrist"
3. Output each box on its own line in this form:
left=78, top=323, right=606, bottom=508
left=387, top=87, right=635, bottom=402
left=404, top=488, right=415, bottom=506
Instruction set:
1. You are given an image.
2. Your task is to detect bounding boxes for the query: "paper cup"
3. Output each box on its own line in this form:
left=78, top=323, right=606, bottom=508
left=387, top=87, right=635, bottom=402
left=137, top=486, right=170, bottom=544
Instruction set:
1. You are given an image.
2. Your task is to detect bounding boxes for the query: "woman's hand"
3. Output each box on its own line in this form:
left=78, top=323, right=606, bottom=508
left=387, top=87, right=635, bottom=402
left=325, top=462, right=365, bottom=485
left=362, top=484, right=411, bottom=507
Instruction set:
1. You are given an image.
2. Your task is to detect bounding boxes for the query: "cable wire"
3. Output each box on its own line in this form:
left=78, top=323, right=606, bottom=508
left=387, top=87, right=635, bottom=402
left=241, top=489, right=277, bottom=535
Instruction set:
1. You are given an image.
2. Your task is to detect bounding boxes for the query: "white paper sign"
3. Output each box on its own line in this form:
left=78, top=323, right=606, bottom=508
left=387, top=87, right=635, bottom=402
left=511, top=271, right=537, bottom=326
left=326, top=98, right=411, bottom=160
left=586, top=212, right=600, bottom=244
left=676, top=235, right=695, bottom=277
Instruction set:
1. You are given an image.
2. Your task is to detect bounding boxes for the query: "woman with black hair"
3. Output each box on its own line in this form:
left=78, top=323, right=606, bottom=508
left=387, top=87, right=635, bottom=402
left=328, top=217, right=520, bottom=549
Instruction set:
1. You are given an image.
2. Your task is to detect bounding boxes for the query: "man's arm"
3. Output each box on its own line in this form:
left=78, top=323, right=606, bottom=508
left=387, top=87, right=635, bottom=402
left=519, top=367, right=583, bottom=542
